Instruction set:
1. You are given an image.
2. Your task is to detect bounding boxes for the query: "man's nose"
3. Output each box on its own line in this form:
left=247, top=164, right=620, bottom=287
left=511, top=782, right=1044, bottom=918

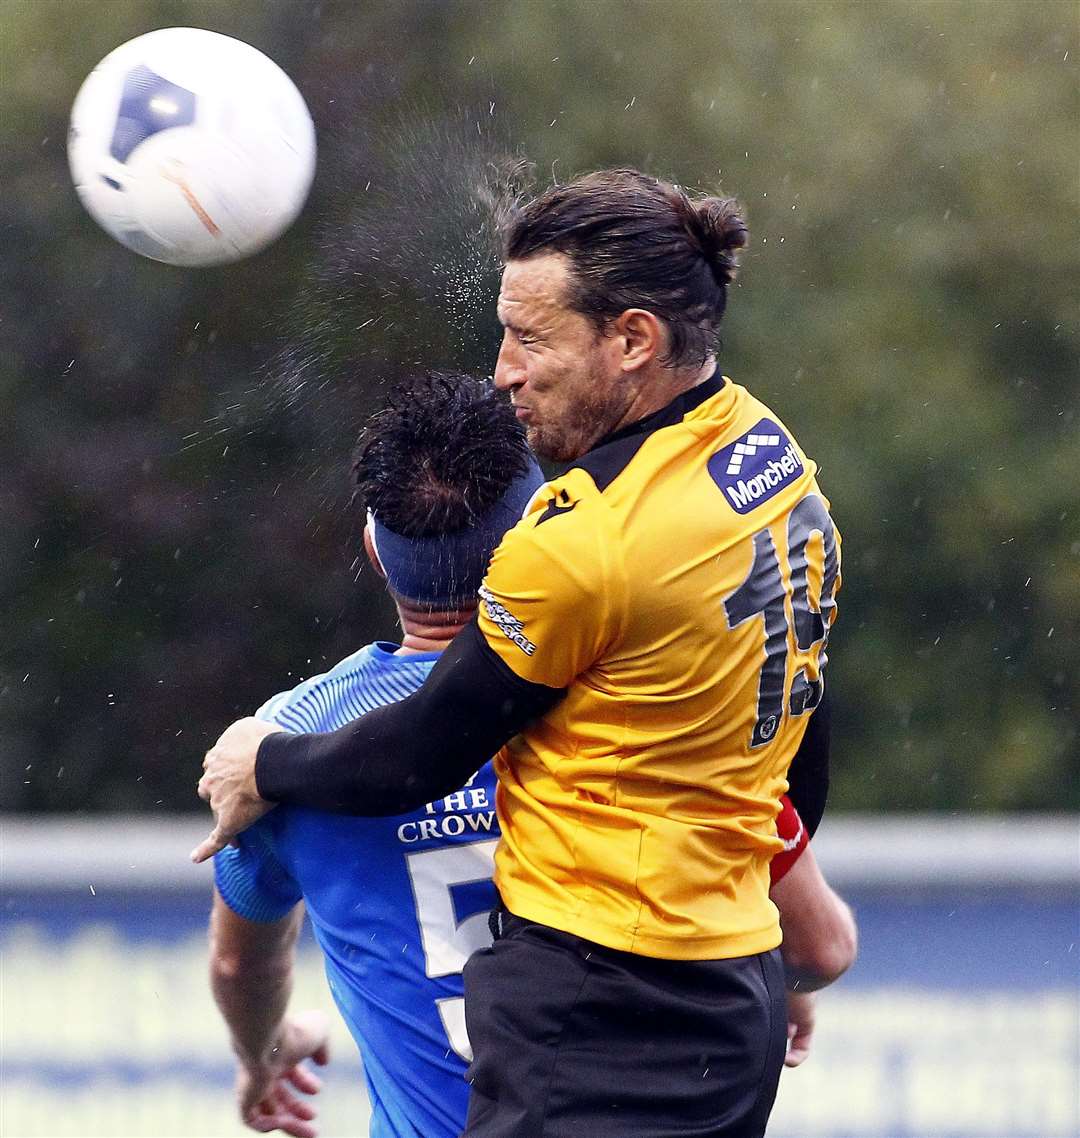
left=494, top=335, right=525, bottom=391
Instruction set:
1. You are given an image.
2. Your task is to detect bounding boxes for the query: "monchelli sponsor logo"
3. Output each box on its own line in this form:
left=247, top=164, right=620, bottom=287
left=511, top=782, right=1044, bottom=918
left=708, top=418, right=804, bottom=514
left=479, top=585, right=536, bottom=656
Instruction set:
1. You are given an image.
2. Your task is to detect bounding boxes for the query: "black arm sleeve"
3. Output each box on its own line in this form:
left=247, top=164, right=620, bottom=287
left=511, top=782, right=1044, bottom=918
left=254, top=619, right=564, bottom=816
left=785, top=689, right=831, bottom=838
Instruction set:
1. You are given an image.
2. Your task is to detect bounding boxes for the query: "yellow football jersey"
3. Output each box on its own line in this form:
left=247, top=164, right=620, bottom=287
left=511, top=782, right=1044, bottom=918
left=477, top=373, right=841, bottom=960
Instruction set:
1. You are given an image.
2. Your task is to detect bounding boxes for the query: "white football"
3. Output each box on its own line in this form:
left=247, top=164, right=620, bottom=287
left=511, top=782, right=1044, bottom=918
left=68, top=27, right=316, bottom=267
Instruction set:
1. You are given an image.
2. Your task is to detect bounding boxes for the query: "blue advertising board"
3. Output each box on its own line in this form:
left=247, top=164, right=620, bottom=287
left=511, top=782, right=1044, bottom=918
left=3, top=879, right=1076, bottom=1138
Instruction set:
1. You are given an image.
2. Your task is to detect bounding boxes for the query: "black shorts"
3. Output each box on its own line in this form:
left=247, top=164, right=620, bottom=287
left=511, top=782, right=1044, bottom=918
left=461, top=906, right=786, bottom=1138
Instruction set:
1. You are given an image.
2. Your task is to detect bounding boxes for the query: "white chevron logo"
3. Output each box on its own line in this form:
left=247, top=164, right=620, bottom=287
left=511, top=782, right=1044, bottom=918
left=726, top=433, right=781, bottom=476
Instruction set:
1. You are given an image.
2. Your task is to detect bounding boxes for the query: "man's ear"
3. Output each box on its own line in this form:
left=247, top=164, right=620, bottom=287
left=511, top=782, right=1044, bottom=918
left=612, top=308, right=665, bottom=373
left=363, top=523, right=387, bottom=581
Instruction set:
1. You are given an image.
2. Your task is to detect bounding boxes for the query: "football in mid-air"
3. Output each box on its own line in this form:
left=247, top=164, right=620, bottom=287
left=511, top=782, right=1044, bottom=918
left=68, top=27, right=316, bottom=267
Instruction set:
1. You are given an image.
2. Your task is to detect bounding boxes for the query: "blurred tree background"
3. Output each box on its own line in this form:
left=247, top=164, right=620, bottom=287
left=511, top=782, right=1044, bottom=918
left=2, top=0, right=1076, bottom=815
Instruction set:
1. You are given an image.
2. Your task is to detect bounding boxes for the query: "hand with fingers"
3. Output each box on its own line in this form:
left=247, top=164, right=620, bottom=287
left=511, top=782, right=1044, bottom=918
left=783, top=989, right=816, bottom=1068
left=237, top=1010, right=331, bottom=1138
left=192, top=717, right=286, bottom=863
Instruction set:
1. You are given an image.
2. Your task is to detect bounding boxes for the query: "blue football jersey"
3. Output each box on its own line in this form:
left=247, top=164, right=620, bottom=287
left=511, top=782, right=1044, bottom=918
left=213, top=642, right=500, bottom=1138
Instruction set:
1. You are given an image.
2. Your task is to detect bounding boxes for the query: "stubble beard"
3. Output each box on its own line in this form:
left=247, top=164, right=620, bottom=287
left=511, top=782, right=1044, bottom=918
left=525, top=422, right=579, bottom=463
left=525, top=359, right=625, bottom=463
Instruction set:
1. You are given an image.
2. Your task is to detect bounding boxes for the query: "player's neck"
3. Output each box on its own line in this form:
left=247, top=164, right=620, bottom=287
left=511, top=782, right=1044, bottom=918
left=396, top=631, right=455, bottom=654
left=394, top=600, right=476, bottom=655
left=608, top=356, right=718, bottom=438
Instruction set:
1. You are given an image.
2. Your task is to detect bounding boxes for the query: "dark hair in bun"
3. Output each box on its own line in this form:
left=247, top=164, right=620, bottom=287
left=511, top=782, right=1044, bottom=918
left=501, top=168, right=748, bottom=368
left=680, top=194, right=749, bottom=286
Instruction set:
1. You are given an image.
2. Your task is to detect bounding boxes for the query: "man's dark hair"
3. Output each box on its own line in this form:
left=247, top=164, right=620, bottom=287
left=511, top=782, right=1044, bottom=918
left=354, top=372, right=531, bottom=538
left=501, top=168, right=748, bottom=368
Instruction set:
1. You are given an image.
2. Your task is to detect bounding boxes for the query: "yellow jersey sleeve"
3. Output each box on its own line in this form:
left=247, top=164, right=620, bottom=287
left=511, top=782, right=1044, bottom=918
left=477, top=476, right=625, bottom=689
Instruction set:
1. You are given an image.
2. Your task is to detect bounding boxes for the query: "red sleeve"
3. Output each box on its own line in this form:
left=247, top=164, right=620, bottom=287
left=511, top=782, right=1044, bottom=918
left=770, top=793, right=809, bottom=885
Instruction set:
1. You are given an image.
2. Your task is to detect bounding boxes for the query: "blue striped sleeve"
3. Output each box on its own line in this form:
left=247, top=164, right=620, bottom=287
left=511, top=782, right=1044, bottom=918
left=254, top=689, right=295, bottom=724
left=213, top=824, right=302, bottom=924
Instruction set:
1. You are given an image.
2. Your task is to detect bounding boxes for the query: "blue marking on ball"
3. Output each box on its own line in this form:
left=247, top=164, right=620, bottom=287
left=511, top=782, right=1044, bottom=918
left=109, top=64, right=196, bottom=164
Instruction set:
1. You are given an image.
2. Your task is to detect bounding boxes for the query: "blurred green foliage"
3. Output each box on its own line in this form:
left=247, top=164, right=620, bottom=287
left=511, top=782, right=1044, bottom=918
left=2, top=0, right=1076, bottom=814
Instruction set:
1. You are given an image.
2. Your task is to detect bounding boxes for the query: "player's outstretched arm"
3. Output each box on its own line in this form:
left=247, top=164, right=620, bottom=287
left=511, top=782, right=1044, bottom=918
left=209, top=893, right=330, bottom=1137
left=193, top=620, right=563, bottom=861
left=193, top=717, right=286, bottom=862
